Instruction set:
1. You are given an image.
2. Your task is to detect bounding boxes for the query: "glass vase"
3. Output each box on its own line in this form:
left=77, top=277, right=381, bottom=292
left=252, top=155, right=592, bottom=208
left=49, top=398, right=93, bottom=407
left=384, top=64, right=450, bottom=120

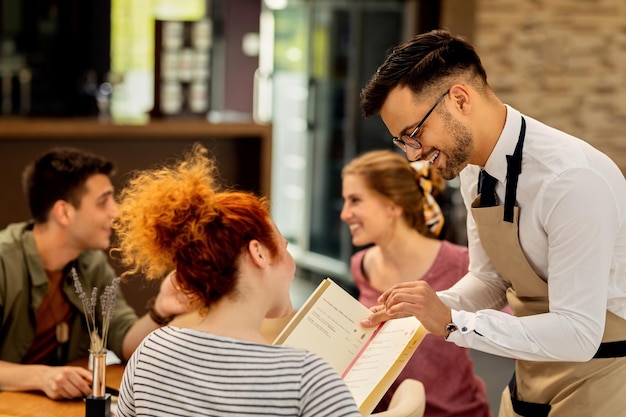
left=86, top=350, right=111, bottom=417
left=90, top=350, right=108, bottom=397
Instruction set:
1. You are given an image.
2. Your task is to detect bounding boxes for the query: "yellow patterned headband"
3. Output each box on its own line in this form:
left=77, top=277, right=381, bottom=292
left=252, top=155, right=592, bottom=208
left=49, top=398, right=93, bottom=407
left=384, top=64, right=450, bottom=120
left=410, top=161, right=444, bottom=237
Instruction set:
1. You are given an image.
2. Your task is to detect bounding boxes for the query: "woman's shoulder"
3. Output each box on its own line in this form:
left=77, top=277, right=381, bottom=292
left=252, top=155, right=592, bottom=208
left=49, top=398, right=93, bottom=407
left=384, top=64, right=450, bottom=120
left=349, top=246, right=369, bottom=266
left=427, top=241, right=469, bottom=286
left=349, top=246, right=371, bottom=283
left=440, top=240, right=469, bottom=256
left=437, top=241, right=469, bottom=266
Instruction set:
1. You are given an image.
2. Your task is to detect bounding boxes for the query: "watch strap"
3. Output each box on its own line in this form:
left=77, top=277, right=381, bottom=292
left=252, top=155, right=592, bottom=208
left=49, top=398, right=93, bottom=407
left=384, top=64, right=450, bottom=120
left=147, top=296, right=176, bottom=326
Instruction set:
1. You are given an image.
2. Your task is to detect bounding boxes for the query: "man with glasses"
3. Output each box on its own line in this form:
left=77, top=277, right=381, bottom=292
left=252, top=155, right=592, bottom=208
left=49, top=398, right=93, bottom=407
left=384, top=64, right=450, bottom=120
left=359, top=29, right=626, bottom=417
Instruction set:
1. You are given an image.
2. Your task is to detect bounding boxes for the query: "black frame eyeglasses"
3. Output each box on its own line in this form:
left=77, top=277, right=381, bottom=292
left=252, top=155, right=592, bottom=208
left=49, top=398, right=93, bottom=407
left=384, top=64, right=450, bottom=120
left=392, top=90, right=450, bottom=155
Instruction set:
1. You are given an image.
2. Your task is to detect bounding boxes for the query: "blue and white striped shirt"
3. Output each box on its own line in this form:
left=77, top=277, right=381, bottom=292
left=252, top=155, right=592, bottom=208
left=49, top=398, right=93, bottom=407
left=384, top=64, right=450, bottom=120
left=116, top=326, right=361, bottom=416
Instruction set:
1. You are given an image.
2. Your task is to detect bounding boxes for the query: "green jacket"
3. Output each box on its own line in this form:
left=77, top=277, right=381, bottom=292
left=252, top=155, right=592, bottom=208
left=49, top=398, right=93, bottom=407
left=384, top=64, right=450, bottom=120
left=0, top=222, right=138, bottom=364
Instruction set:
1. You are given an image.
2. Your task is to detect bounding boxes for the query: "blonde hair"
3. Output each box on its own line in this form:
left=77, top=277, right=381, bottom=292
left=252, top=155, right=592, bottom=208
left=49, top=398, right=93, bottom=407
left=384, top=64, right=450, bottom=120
left=342, top=149, right=445, bottom=237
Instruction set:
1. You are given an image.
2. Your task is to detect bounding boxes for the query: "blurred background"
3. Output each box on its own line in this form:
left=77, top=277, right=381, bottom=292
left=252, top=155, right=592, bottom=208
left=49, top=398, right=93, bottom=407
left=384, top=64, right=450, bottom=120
left=2, top=0, right=626, bottom=411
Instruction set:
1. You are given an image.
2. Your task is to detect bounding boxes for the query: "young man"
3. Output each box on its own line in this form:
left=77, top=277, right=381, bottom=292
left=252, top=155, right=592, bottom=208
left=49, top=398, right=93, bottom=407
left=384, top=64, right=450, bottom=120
left=0, top=147, right=189, bottom=400
left=359, top=29, right=626, bottom=417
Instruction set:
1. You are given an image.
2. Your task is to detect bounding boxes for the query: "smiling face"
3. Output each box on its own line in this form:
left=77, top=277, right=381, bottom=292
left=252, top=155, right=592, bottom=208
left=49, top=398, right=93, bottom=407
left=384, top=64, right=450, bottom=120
left=340, top=174, right=399, bottom=247
left=65, top=174, right=117, bottom=251
left=381, top=86, right=475, bottom=180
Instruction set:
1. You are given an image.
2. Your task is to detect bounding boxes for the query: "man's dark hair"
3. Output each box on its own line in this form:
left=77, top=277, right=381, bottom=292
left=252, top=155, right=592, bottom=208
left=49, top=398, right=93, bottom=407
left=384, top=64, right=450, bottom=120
left=360, top=29, right=488, bottom=117
left=22, top=147, right=115, bottom=223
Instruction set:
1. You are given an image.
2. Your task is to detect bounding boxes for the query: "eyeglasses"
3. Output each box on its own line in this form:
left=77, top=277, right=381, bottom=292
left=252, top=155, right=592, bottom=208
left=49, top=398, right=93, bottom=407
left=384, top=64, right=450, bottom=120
left=392, top=90, right=449, bottom=157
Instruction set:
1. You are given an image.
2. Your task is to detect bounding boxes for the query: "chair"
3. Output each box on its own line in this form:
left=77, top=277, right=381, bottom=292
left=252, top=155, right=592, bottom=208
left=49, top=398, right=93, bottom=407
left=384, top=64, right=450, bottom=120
left=369, top=379, right=426, bottom=417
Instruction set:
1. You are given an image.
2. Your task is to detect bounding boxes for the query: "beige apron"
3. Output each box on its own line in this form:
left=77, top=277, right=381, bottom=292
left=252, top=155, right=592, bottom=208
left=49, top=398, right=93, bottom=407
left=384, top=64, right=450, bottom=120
left=470, top=118, right=626, bottom=417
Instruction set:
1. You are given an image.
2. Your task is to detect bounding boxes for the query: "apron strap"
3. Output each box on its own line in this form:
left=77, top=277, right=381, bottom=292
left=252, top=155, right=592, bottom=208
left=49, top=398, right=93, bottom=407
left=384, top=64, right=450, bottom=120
left=508, top=372, right=551, bottom=417
left=504, top=117, right=526, bottom=223
left=594, top=340, right=626, bottom=358
left=507, top=341, right=626, bottom=417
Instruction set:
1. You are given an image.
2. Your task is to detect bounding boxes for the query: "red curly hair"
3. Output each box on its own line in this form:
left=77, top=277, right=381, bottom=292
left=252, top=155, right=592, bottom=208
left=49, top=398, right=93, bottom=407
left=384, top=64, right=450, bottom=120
left=112, top=144, right=278, bottom=307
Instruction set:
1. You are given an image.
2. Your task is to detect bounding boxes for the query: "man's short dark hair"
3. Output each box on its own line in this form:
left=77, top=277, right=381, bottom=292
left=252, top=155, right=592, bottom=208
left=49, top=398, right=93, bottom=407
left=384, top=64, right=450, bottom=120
left=360, top=29, right=488, bottom=118
left=22, top=147, right=115, bottom=223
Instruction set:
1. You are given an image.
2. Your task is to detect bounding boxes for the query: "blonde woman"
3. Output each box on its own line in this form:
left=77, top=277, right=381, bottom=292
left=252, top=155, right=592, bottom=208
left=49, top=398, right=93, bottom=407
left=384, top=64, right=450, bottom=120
left=341, top=150, right=490, bottom=417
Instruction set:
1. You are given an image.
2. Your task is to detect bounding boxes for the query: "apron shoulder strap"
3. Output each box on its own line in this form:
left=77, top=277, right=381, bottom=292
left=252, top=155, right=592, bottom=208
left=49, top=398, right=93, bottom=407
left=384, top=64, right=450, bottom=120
left=504, top=116, right=526, bottom=222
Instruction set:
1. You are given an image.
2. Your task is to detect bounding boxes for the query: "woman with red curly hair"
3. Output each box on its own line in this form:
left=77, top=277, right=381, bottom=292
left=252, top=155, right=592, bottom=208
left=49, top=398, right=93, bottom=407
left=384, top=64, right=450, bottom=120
left=113, top=144, right=360, bottom=417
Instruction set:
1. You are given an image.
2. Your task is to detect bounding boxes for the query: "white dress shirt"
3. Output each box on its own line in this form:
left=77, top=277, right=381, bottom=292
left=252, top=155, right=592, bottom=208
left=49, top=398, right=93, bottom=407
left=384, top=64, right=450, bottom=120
left=438, top=105, right=626, bottom=362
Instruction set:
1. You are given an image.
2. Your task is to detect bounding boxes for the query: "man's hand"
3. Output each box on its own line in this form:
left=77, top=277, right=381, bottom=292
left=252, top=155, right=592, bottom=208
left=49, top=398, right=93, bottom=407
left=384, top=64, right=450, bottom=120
left=40, top=365, right=93, bottom=399
left=123, top=270, right=203, bottom=359
left=154, top=270, right=201, bottom=317
left=360, top=304, right=395, bottom=328
left=360, top=280, right=452, bottom=337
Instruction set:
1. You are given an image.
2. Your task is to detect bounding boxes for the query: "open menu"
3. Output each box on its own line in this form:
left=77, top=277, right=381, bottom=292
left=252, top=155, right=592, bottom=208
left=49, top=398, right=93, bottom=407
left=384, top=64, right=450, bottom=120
left=273, top=278, right=427, bottom=416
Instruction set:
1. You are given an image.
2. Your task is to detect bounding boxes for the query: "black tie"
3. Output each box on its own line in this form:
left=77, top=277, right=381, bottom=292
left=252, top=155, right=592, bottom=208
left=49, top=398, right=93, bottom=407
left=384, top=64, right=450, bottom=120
left=478, top=170, right=497, bottom=207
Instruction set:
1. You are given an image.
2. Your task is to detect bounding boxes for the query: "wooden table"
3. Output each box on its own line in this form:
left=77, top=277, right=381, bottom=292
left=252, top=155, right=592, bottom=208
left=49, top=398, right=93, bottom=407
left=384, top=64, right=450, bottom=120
left=0, top=361, right=124, bottom=417
left=0, top=315, right=292, bottom=416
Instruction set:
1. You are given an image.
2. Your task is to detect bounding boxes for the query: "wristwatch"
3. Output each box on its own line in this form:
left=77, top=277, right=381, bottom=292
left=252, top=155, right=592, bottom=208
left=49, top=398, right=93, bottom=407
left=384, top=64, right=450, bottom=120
left=444, top=323, right=458, bottom=340
left=147, top=296, right=176, bottom=326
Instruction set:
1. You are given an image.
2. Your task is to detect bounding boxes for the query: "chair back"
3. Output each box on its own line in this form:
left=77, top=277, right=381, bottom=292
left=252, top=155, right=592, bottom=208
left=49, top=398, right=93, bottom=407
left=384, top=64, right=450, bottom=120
left=369, top=378, right=426, bottom=417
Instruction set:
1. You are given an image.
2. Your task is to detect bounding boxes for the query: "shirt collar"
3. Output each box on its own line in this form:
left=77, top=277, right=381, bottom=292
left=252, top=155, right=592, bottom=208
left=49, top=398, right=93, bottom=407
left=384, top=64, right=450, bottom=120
left=483, top=104, right=523, bottom=183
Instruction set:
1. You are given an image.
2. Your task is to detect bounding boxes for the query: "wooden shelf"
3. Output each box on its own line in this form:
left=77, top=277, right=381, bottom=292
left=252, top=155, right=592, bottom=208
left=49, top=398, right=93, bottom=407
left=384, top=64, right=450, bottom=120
left=0, top=117, right=272, bottom=140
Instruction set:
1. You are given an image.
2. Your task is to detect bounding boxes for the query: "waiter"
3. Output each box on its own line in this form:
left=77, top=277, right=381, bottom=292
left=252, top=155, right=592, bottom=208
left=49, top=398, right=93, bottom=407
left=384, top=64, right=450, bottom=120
left=359, top=29, right=626, bottom=417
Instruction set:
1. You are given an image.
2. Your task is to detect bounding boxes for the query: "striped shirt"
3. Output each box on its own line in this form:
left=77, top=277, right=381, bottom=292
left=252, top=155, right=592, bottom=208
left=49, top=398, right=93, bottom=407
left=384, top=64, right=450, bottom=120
left=116, top=326, right=361, bottom=417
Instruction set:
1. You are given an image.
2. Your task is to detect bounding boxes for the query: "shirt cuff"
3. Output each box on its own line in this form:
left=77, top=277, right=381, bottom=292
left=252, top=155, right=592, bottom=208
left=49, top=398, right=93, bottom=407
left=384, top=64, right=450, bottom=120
left=445, top=310, right=477, bottom=342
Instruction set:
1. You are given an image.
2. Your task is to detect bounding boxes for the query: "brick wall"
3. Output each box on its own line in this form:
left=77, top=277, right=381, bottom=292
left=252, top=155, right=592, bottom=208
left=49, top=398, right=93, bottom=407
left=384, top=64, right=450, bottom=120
left=449, top=0, right=626, bottom=171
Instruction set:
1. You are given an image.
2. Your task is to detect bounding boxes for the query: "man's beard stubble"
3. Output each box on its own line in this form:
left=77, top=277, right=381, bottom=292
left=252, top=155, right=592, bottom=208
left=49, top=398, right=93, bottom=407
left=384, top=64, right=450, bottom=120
left=437, top=106, right=474, bottom=180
